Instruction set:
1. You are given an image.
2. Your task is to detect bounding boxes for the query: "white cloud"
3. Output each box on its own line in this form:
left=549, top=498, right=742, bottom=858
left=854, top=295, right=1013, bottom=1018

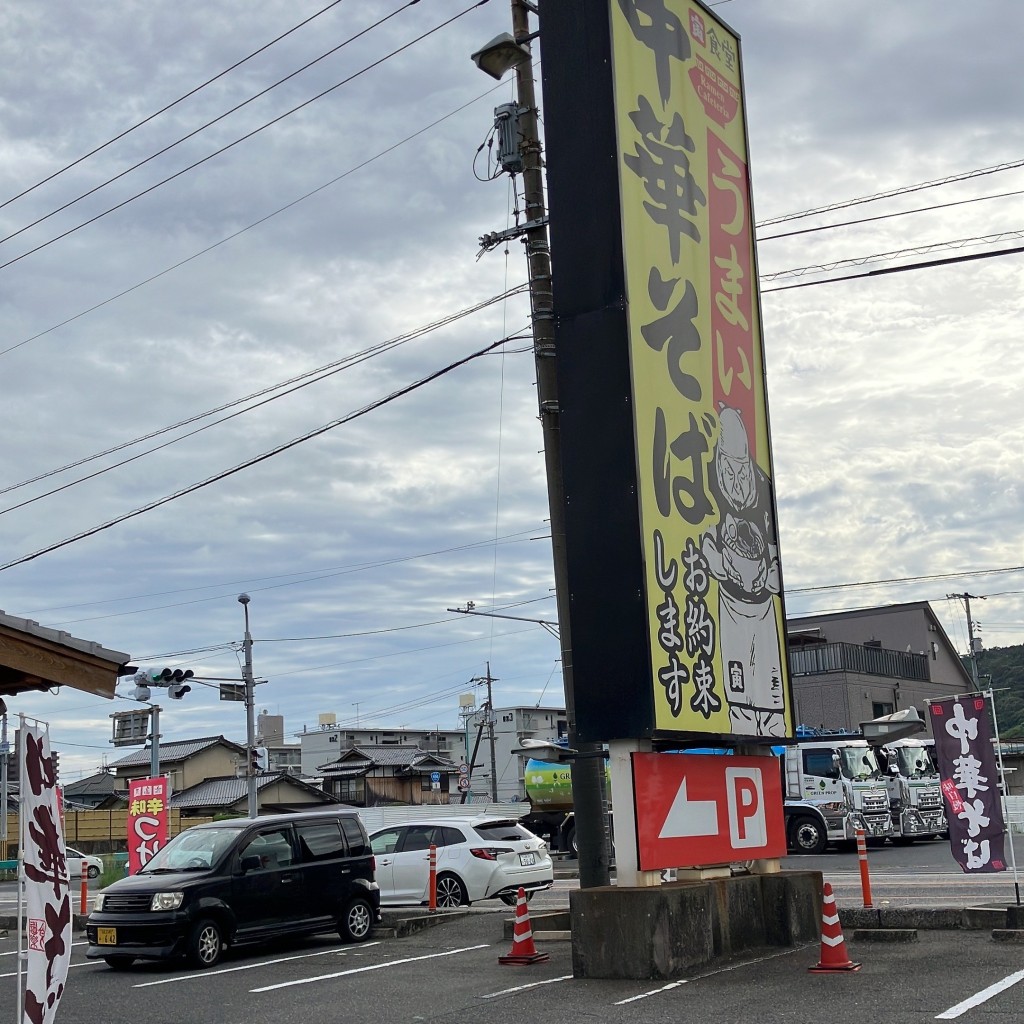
left=1, top=1, right=1021, bottom=781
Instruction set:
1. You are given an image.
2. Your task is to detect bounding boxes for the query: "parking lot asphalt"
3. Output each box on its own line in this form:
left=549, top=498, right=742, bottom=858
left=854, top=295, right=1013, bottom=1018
left=5, top=903, right=1021, bottom=1024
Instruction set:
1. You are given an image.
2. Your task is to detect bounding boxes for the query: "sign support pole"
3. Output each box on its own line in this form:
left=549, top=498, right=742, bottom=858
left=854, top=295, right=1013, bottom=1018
left=607, top=739, right=659, bottom=887
left=987, top=688, right=1021, bottom=904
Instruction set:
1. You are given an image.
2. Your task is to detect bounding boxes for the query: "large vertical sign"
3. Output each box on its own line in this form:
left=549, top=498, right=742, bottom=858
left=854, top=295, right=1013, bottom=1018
left=612, top=3, right=790, bottom=738
left=20, top=721, right=72, bottom=1024
left=127, top=776, right=170, bottom=875
left=930, top=696, right=1006, bottom=873
left=541, top=2, right=792, bottom=742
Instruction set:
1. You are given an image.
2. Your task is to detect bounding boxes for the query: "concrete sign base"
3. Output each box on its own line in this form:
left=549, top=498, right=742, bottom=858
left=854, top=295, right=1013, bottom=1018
left=569, top=870, right=823, bottom=980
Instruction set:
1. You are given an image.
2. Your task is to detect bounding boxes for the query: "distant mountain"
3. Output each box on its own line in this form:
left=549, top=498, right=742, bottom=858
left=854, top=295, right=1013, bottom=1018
left=969, top=646, right=1024, bottom=738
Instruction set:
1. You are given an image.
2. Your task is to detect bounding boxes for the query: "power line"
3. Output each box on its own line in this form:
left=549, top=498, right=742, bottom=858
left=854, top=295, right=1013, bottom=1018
left=0, top=0, right=422, bottom=247
left=756, top=186, right=1024, bottom=243
left=789, top=564, right=1024, bottom=595
left=761, top=228, right=1024, bottom=283
left=0, top=330, right=516, bottom=573
left=0, top=285, right=527, bottom=504
left=0, top=81, right=514, bottom=360
left=762, top=241, right=1024, bottom=293
left=0, top=1, right=491, bottom=275
left=757, top=156, right=1024, bottom=229
left=0, top=0, right=348, bottom=212
left=43, top=531, right=542, bottom=627
left=29, top=529, right=543, bottom=617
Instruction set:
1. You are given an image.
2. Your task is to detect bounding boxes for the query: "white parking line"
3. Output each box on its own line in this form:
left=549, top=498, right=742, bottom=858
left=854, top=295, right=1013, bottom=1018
left=612, top=943, right=812, bottom=1005
left=615, top=979, right=690, bottom=1005
left=481, top=975, right=573, bottom=998
left=132, top=943, right=382, bottom=987
left=250, top=944, right=490, bottom=992
left=936, top=967, right=1024, bottom=1019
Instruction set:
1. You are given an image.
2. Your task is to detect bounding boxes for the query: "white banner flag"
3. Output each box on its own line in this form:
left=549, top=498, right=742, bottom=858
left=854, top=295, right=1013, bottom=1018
left=20, top=721, right=72, bottom=1024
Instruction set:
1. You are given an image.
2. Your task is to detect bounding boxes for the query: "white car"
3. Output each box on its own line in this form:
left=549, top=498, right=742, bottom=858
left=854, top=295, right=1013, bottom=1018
left=65, top=847, right=103, bottom=879
left=369, top=816, right=553, bottom=909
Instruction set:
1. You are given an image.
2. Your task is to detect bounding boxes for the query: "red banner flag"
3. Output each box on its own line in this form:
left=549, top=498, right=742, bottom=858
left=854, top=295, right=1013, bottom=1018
left=127, top=776, right=170, bottom=875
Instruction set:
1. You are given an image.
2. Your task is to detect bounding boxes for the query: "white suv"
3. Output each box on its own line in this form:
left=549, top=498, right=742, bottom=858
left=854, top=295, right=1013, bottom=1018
left=369, top=816, right=553, bottom=908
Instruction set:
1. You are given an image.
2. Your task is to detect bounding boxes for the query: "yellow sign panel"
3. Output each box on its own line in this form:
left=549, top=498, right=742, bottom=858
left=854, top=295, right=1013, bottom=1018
left=610, top=2, right=793, bottom=738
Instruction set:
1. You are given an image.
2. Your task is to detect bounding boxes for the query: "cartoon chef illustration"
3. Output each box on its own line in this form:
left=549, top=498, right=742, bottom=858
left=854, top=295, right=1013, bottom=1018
left=701, top=404, right=786, bottom=736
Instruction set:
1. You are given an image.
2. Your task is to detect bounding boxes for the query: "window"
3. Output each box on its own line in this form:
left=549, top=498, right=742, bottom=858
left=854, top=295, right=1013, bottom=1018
left=371, top=828, right=402, bottom=856
left=872, top=702, right=894, bottom=718
left=803, top=750, right=839, bottom=780
left=240, top=827, right=294, bottom=871
left=337, top=778, right=365, bottom=804
left=437, top=826, right=465, bottom=847
left=472, top=820, right=535, bottom=842
left=340, top=817, right=369, bottom=857
left=400, top=825, right=436, bottom=853
left=295, top=822, right=345, bottom=861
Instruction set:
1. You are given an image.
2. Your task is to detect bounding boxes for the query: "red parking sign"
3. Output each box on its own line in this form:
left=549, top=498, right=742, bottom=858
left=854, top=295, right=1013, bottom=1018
left=633, top=753, right=785, bottom=870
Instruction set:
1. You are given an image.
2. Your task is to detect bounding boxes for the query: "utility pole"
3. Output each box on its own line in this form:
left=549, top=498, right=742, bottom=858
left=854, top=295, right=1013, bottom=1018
left=471, top=665, right=500, bottom=802
left=472, top=0, right=610, bottom=888
left=0, top=711, right=8, bottom=855
left=949, top=592, right=984, bottom=686
left=148, top=706, right=160, bottom=781
left=239, top=594, right=258, bottom=818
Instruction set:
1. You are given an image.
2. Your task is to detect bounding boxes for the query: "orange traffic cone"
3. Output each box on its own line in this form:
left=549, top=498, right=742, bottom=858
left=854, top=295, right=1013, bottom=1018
left=809, top=881, right=861, bottom=973
left=499, top=887, right=550, bottom=965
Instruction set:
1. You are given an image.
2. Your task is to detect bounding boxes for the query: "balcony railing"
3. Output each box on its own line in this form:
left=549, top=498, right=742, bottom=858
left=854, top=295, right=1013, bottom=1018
left=788, top=641, right=930, bottom=682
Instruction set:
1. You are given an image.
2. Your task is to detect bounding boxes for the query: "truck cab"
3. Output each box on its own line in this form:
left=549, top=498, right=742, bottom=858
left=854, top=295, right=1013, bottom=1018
left=875, top=737, right=945, bottom=842
left=782, top=738, right=894, bottom=852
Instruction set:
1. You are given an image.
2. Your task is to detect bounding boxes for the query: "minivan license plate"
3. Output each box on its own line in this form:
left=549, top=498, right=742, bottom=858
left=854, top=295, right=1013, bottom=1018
left=97, top=928, right=117, bottom=946
left=519, top=852, right=535, bottom=866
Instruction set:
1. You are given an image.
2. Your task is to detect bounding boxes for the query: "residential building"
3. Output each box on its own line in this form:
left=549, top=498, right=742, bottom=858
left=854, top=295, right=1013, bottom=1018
left=108, top=736, right=247, bottom=797
left=256, top=711, right=301, bottom=775
left=317, top=745, right=459, bottom=806
left=170, top=773, right=338, bottom=817
left=297, top=719, right=461, bottom=778
left=63, top=771, right=116, bottom=809
left=787, top=601, right=974, bottom=731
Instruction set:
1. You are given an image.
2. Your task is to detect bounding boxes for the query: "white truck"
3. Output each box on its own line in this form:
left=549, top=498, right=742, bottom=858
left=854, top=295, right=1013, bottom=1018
left=873, top=737, right=946, bottom=842
left=781, top=736, right=896, bottom=854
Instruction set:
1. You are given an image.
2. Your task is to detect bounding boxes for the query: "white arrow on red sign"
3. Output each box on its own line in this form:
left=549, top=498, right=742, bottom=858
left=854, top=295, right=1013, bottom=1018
left=657, top=776, right=719, bottom=838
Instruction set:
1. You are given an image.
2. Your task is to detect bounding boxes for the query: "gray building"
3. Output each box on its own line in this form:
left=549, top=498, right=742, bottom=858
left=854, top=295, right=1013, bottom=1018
left=463, top=705, right=567, bottom=803
left=297, top=719, right=462, bottom=778
left=787, top=601, right=974, bottom=731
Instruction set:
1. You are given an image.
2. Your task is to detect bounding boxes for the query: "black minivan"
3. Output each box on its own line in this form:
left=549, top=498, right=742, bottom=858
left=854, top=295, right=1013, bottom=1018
left=85, top=809, right=380, bottom=969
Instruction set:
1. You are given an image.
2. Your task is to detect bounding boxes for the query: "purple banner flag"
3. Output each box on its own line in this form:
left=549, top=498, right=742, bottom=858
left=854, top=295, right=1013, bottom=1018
left=930, top=695, right=1006, bottom=873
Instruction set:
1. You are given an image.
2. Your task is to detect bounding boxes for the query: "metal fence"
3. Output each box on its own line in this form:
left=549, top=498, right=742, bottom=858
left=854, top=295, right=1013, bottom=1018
left=789, top=641, right=931, bottom=681
left=1006, top=796, right=1024, bottom=834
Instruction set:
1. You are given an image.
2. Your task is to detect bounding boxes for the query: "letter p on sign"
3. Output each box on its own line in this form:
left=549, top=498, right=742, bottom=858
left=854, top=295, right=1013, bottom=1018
left=726, top=767, right=766, bottom=848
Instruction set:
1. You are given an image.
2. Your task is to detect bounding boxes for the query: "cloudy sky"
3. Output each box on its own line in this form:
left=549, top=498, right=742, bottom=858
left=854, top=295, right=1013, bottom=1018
left=1, top=1, right=1022, bottom=783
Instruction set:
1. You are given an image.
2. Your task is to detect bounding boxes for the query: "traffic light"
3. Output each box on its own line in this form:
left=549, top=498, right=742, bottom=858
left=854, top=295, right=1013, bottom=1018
left=130, top=671, right=151, bottom=701
left=156, top=668, right=193, bottom=699
left=250, top=746, right=267, bottom=773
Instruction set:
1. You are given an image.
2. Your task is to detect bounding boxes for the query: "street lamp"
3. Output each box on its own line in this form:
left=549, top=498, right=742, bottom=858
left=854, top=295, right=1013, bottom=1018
left=470, top=32, right=531, bottom=80
left=238, top=594, right=257, bottom=818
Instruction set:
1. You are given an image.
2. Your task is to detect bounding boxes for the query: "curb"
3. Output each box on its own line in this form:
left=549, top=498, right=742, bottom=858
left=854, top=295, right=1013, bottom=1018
left=850, top=929, right=918, bottom=943
left=838, top=907, right=1009, bottom=931
left=375, top=910, right=473, bottom=939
